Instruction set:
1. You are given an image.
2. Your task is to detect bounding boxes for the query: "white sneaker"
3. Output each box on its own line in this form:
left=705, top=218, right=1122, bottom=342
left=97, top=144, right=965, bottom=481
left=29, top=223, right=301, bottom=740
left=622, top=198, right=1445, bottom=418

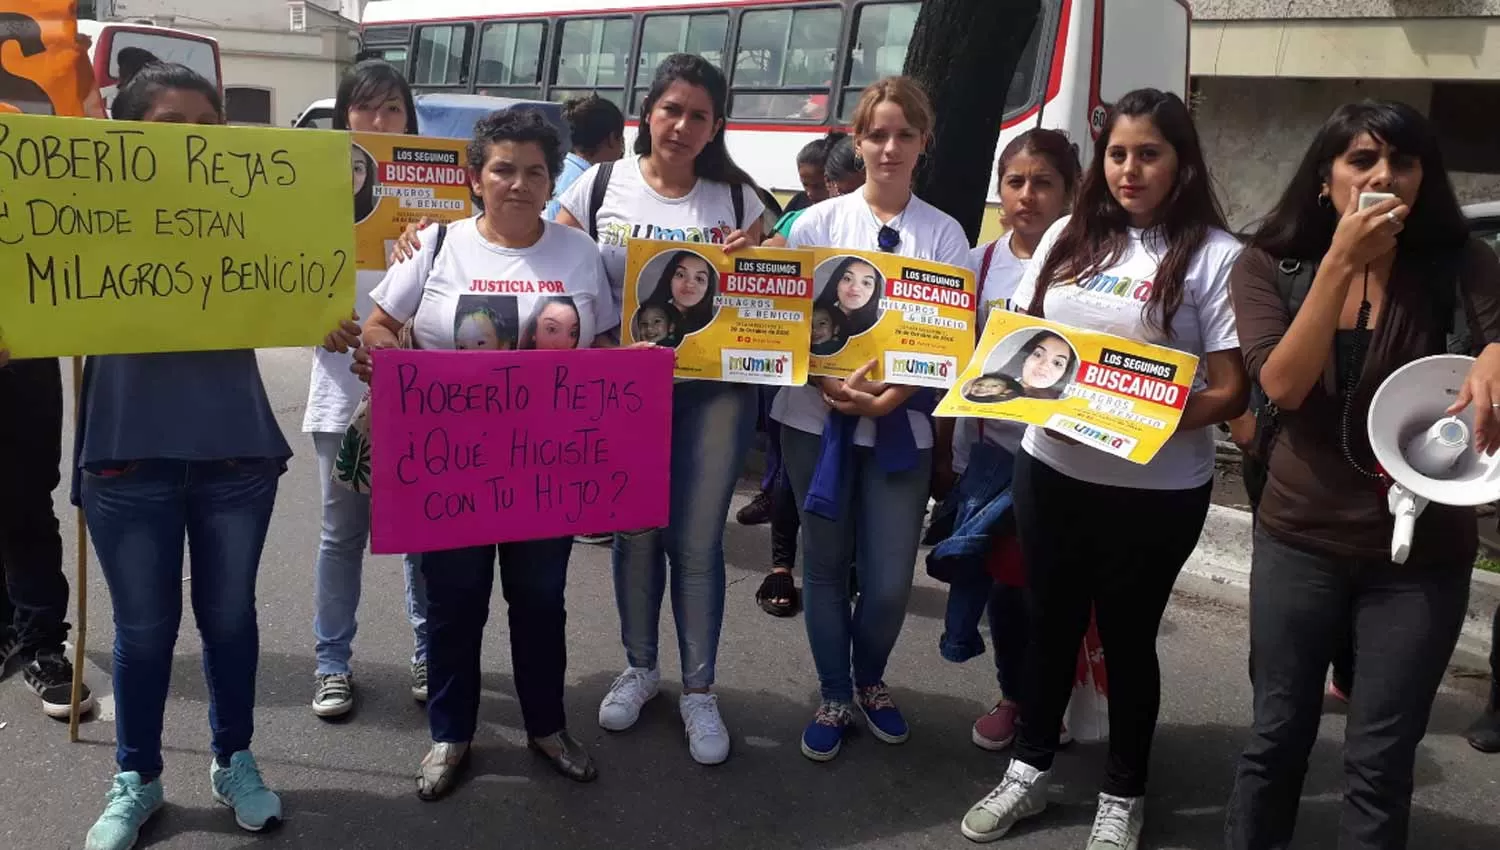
left=960, top=759, right=1050, bottom=843
left=598, top=666, right=660, bottom=731
left=680, top=692, right=731, bottom=765
left=1085, top=792, right=1144, bottom=850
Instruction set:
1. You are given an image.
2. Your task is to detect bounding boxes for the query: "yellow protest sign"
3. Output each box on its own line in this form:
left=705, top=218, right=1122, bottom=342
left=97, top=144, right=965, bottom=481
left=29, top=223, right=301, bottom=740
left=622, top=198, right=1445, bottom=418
left=351, top=131, right=473, bottom=271
left=808, top=249, right=976, bottom=388
left=935, top=311, right=1200, bottom=464
left=0, top=113, right=354, bottom=357
left=622, top=239, right=811, bottom=384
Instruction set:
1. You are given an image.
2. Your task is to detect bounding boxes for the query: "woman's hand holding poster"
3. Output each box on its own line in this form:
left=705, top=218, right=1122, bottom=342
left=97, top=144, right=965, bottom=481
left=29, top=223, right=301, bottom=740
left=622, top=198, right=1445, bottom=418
left=351, top=132, right=474, bottom=270
left=935, top=312, right=1200, bottom=464
left=808, top=249, right=976, bottom=388
left=622, top=239, right=811, bottom=385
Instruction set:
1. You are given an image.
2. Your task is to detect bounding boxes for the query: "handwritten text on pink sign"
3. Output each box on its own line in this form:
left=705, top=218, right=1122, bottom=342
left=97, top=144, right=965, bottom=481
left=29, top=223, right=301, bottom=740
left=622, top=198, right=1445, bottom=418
left=369, top=347, right=673, bottom=553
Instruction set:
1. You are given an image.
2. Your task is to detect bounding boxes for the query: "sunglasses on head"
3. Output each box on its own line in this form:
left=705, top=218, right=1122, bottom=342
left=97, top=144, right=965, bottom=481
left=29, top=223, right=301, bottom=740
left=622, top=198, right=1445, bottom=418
left=877, top=225, right=901, bottom=253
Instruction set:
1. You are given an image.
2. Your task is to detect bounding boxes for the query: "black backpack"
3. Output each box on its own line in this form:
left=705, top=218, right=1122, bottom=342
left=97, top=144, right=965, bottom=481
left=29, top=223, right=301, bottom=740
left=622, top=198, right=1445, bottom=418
left=585, top=161, right=746, bottom=240
left=1240, top=257, right=1474, bottom=510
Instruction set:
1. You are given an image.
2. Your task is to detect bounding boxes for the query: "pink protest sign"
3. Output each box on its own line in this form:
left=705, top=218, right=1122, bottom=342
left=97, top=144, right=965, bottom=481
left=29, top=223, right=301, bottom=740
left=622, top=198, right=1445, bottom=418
left=368, top=347, right=674, bottom=554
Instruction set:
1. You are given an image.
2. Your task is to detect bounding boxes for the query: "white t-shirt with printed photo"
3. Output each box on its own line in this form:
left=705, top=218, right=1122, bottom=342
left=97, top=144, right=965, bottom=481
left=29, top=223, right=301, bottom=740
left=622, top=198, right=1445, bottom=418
left=952, top=234, right=1032, bottom=471
left=556, top=155, right=765, bottom=328
left=371, top=217, right=612, bottom=354
left=303, top=269, right=383, bottom=433
left=1010, top=215, right=1244, bottom=491
left=771, top=191, right=972, bottom=449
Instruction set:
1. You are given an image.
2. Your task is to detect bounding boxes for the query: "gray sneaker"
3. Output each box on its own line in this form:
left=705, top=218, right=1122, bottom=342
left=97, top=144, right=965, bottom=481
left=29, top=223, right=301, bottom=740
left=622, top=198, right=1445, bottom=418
left=411, top=660, right=428, bottom=702
left=961, top=759, right=1049, bottom=843
left=312, top=673, right=354, bottom=718
left=1085, top=793, right=1145, bottom=850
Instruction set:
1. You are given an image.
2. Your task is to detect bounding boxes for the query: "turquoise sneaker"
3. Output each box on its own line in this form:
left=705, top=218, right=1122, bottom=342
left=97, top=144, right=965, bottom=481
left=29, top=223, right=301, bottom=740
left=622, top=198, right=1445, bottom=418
left=210, top=751, right=282, bottom=832
left=85, top=772, right=164, bottom=850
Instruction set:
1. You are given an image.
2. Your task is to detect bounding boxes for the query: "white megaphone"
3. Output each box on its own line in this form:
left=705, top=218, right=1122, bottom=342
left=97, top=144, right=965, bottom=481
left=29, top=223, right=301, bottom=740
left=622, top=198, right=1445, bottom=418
left=1368, top=354, right=1500, bottom=564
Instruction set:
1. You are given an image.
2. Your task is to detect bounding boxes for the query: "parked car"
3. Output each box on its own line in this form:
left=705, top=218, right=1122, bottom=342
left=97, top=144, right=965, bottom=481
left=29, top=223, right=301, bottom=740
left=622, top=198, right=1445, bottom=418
left=292, top=97, right=335, bottom=129
left=1466, top=201, right=1500, bottom=255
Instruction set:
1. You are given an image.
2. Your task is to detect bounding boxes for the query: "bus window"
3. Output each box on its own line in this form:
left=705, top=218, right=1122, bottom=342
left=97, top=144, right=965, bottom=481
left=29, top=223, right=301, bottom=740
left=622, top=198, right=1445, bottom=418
left=412, top=24, right=472, bottom=88
left=838, top=0, right=1046, bottom=123
left=633, top=13, right=728, bottom=115
left=367, top=47, right=410, bottom=76
left=107, top=30, right=218, bottom=87
left=550, top=17, right=633, bottom=109
left=362, top=25, right=412, bottom=76
left=731, top=6, right=841, bottom=122
left=475, top=20, right=545, bottom=99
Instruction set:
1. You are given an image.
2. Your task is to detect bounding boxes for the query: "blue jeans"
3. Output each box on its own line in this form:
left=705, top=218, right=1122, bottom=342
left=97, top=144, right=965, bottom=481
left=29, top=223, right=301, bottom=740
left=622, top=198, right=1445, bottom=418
left=423, top=537, right=573, bottom=742
left=310, top=432, right=428, bottom=674
left=612, top=381, right=757, bottom=689
left=781, top=426, right=932, bottom=702
left=81, top=458, right=280, bottom=777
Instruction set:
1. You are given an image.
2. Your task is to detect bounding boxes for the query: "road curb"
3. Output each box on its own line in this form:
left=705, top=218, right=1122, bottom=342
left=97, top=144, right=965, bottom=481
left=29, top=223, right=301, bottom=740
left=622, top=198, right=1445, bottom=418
left=1182, top=504, right=1496, bottom=662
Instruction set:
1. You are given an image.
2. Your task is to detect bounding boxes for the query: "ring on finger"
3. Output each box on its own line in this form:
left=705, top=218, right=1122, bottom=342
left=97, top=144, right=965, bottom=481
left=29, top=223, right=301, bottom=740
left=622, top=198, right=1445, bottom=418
left=1386, top=211, right=1400, bottom=225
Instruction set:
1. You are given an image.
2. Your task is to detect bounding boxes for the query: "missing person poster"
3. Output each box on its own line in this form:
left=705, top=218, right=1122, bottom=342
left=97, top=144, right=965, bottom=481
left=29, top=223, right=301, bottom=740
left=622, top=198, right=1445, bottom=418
left=621, top=239, right=811, bottom=385
left=808, top=249, right=976, bottom=388
left=934, top=312, right=1200, bottom=464
left=351, top=132, right=473, bottom=270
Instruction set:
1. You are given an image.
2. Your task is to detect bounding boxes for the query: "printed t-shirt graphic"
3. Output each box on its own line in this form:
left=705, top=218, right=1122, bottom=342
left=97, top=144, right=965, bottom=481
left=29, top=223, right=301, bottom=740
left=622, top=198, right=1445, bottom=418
left=1009, top=214, right=1243, bottom=490
left=370, top=218, right=611, bottom=354
left=556, top=155, right=765, bottom=329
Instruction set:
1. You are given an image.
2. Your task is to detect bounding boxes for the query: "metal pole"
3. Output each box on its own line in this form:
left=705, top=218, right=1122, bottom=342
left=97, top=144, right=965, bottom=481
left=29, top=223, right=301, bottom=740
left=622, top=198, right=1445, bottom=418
left=68, top=356, right=88, bottom=742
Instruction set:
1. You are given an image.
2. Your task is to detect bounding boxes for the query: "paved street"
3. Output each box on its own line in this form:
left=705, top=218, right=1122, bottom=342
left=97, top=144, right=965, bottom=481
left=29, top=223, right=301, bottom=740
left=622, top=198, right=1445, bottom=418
left=1, top=347, right=1497, bottom=850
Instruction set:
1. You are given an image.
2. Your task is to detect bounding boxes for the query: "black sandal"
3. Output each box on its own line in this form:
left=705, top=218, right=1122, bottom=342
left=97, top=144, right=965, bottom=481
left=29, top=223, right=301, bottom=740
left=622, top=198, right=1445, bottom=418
left=756, top=570, right=801, bottom=617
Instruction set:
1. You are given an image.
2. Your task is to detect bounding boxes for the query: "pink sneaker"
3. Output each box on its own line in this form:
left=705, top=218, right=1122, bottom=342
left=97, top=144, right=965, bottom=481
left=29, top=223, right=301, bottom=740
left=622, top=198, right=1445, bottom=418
left=972, top=700, right=1019, bottom=751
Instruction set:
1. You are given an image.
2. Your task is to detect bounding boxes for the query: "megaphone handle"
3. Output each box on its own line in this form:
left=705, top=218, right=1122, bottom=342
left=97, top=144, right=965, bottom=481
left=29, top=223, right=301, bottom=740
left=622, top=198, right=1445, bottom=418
left=1391, top=508, right=1415, bottom=564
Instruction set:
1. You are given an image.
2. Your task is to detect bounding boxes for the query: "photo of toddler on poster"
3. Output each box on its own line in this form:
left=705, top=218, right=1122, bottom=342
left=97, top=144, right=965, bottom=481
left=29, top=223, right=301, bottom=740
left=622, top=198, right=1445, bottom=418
left=959, top=328, right=1079, bottom=404
left=810, top=254, right=882, bottom=355
left=634, top=249, right=720, bottom=348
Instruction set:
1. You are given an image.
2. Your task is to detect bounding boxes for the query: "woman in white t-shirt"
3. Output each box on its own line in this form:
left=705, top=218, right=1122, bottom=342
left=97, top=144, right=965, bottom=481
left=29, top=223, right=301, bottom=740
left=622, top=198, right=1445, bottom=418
left=353, top=109, right=613, bottom=800
left=302, top=60, right=431, bottom=719
left=771, top=76, right=970, bottom=763
left=941, top=128, right=1078, bottom=755
left=555, top=54, right=766, bottom=767
left=960, top=90, right=1249, bottom=846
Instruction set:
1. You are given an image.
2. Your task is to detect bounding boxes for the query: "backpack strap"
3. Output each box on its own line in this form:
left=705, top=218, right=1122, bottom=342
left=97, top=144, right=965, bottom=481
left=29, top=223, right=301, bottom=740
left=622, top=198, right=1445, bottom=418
left=431, top=221, right=448, bottom=261
left=978, top=239, right=999, bottom=291
left=731, top=182, right=745, bottom=231
left=1275, top=257, right=1318, bottom=317
left=587, top=161, right=614, bottom=242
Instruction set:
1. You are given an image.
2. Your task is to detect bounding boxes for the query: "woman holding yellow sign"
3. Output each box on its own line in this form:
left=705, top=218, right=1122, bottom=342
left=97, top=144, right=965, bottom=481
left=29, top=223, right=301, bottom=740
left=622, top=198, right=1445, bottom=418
left=302, top=59, right=431, bottom=722
left=961, top=89, right=1248, bottom=848
left=553, top=54, right=765, bottom=768
left=771, top=76, right=970, bottom=763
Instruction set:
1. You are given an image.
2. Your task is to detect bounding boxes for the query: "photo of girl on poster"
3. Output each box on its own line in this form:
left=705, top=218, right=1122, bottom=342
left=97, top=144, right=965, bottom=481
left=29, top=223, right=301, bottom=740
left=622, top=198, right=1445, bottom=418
left=352, top=142, right=377, bottom=224
left=635, top=249, right=719, bottom=346
left=961, top=328, right=1079, bottom=404
left=810, top=255, right=882, bottom=354
left=452, top=296, right=520, bottom=351
left=519, top=296, right=583, bottom=350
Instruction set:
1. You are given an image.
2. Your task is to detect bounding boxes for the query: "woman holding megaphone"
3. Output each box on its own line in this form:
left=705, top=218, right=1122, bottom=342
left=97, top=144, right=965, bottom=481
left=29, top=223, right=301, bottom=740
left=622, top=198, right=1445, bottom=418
left=1225, top=100, right=1500, bottom=850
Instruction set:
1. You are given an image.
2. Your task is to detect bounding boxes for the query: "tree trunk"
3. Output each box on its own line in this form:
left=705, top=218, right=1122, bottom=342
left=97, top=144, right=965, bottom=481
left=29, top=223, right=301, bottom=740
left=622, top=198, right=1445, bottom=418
left=903, top=0, right=1042, bottom=244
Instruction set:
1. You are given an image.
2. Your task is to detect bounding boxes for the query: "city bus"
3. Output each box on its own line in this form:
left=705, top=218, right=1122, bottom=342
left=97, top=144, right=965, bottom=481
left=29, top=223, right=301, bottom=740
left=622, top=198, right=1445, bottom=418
left=356, top=0, right=1189, bottom=223
left=77, top=19, right=222, bottom=113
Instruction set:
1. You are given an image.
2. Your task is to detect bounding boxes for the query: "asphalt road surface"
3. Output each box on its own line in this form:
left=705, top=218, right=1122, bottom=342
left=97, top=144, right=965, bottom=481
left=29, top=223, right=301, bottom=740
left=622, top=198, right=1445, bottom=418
left=1, top=348, right=1497, bottom=850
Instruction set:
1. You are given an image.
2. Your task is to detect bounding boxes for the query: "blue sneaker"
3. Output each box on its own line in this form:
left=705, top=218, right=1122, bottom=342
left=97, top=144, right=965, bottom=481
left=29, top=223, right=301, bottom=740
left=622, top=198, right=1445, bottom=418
left=85, top=772, right=164, bottom=850
left=857, top=683, right=909, bottom=744
left=800, top=701, right=853, bottom=762
left=210, top=751, right=282, bottom=832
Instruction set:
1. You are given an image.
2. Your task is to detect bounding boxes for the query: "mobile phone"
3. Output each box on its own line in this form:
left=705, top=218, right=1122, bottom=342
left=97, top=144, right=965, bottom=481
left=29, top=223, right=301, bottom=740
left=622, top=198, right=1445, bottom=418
left=1358, top=191, right=1397, bottom=211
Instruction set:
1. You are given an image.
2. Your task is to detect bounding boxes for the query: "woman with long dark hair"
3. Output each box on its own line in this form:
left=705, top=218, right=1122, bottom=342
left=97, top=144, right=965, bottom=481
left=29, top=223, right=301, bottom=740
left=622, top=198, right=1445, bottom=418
left=555, top=53, right=765, bottom=767
left=961, top=89, right=1248, bottom=847
left=1224, top=100, right=1500, bottom=850
left=641, top=250, right=718, bottom=339
left=812, top=255, right=883, bottom=344
left=303, top=58, right=429, bottom=720
left=773, top=75, right=970, bottom=763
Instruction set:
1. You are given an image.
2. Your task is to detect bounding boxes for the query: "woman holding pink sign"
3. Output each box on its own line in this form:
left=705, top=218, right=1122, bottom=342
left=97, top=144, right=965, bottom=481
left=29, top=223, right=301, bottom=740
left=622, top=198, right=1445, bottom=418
left=352, top=108, right=613, bottom=800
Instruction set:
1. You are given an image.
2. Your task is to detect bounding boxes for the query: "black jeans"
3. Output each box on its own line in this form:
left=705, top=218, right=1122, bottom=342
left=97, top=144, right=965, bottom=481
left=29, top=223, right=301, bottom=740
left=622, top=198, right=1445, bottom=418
left=1225, top=528, right=1470, bottom=850
left=422, top=537, right=573, bottom=743
left=1010, top=451, right=1211, bottom=796
left=0, top=357, right=69, bottom=657
left=770, top=464, right=800, bottom=569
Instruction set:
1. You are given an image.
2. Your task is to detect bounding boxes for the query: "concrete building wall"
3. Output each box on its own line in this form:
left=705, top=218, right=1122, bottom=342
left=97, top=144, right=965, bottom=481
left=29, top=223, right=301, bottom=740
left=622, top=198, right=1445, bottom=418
left=1194, top=76, right=1500, bottom=231
left=1189, top=0, right=1500, bottom=19
left=111, top=0, right=343, bottom=31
